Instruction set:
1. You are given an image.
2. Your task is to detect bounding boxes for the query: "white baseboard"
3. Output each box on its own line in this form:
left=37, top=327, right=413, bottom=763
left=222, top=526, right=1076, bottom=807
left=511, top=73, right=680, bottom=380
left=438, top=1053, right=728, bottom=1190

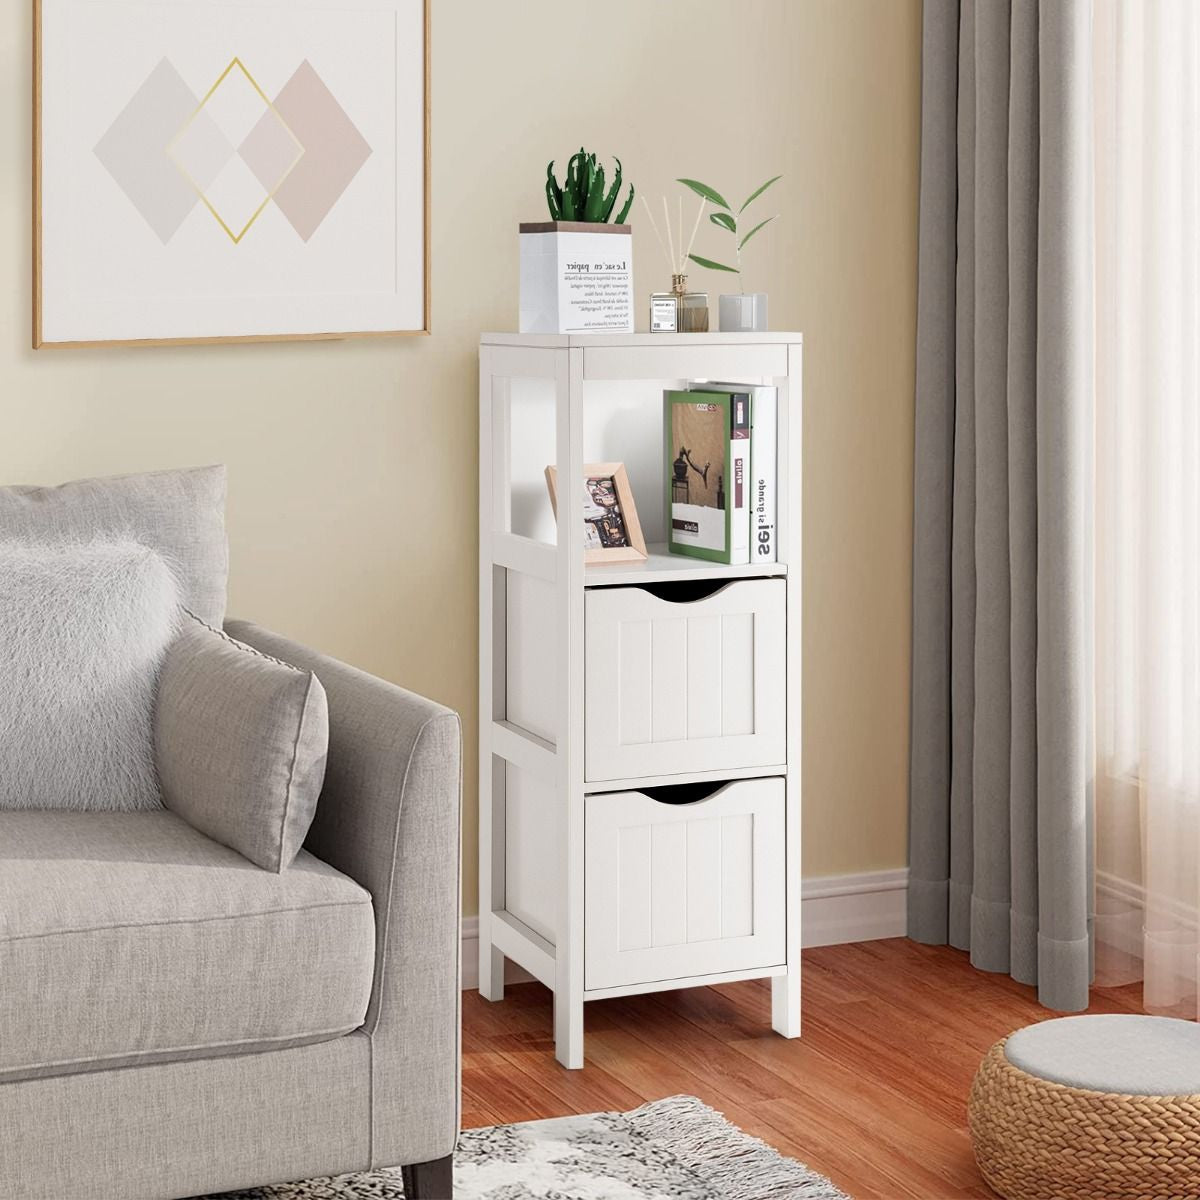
left=800, top=867, right=910, bottom=948
left=1096, top=870, right=1145, bottom=959
left=461, top=868, right=909, bottom=990
left=461, top=915, right=530, bottom=990
left=1095, top=869, right=1199, bottom=962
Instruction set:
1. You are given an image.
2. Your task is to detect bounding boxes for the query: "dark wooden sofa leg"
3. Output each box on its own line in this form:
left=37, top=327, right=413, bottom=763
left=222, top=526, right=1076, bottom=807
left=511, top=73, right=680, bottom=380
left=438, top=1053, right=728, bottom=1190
left=401, top=1154, right=453, bottom=1199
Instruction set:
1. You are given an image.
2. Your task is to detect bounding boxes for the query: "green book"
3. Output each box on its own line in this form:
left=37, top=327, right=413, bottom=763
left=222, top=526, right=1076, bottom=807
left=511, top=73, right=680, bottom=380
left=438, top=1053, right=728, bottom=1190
left=665, top=389, right=749, bottom=563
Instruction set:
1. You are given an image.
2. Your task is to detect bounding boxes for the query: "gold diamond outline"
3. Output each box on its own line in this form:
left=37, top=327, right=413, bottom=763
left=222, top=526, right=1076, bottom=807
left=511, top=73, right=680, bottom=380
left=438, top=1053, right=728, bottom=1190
left=166, top=57, right=305, bottom=245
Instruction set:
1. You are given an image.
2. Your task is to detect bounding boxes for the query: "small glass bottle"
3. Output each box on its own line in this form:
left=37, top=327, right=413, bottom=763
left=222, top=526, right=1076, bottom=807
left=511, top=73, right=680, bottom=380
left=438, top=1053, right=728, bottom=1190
left=673, top=273, right=709, bottom=333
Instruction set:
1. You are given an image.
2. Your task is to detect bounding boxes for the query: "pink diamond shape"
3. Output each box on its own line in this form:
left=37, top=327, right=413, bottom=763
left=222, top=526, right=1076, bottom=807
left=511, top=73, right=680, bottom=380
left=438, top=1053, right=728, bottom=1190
left=269, top=61, right=371, bottom=242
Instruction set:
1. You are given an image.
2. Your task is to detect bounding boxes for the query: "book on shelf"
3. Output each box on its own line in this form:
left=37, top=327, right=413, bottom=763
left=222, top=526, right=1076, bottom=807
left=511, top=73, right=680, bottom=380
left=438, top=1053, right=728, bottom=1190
left=696, top=382, right=778, bottom=563
left=664, top=389, right=751, bottom=564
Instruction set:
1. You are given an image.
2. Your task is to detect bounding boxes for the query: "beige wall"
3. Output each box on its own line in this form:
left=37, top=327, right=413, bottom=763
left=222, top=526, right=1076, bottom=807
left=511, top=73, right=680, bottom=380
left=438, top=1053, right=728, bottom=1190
left=0, top=0, right=919, bottom=910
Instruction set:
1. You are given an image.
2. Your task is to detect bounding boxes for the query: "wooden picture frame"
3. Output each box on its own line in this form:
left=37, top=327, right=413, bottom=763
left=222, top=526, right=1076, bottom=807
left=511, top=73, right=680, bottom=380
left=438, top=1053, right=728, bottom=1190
left=545, top=462, right=648, bottom=564
left=33, top=0, right=430, bottom=348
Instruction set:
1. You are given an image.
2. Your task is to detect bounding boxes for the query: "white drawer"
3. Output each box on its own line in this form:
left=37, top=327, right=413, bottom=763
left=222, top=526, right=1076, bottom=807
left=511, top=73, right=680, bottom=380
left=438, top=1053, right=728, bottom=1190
left=584, top=578, right=786, bottom=782
left=585, top=778, right=786, bottom=991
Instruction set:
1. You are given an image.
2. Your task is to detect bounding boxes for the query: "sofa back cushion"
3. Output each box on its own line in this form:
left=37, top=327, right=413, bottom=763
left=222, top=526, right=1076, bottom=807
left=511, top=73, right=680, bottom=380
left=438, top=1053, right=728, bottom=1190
left=155, top=615, right=329, bottom=872
left=0, top=465, right=228, bottom=626
left=0, top=537, right=180, bottom=811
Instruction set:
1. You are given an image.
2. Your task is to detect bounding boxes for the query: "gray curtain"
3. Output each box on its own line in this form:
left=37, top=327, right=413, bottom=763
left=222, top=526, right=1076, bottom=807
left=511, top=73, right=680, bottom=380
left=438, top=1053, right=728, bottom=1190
left=908, top=0, right=1094, bottom=1012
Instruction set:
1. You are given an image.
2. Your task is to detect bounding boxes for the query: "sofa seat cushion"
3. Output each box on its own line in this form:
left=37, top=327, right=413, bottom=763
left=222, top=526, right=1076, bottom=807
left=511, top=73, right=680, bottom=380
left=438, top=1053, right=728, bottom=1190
left=0, top=811, right=375, bottom=1083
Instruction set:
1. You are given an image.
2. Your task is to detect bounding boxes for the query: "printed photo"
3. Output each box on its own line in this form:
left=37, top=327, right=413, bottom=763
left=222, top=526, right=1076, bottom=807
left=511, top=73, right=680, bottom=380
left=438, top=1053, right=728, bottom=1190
left=545, top=462, right=647, bottom=564
left=582, top=475, right=630, bottom=549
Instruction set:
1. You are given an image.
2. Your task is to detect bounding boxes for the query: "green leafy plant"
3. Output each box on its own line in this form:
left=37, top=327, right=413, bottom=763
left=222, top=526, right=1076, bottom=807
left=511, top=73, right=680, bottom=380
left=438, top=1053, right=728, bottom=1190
left=677, top=175, right=781, bottom=290
left=546, top=149, right=635, bottom=224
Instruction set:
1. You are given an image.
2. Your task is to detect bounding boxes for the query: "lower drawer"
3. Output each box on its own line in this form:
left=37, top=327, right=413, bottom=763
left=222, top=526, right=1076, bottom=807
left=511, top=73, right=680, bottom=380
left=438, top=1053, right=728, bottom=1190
left=584, top=777, right=786, bottom=992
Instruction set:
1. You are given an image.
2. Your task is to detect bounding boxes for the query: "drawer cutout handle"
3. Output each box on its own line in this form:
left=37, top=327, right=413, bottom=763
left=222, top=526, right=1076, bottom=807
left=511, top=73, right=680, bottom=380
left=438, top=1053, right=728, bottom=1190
left=637, top=780, right=730, bottom=806
left=636, top=578, right=736, bottom=604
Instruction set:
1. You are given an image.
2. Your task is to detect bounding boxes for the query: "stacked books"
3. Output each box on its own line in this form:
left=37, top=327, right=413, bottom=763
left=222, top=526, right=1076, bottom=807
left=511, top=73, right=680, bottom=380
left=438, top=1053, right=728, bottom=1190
left=664, top=384, right=777, bottom=565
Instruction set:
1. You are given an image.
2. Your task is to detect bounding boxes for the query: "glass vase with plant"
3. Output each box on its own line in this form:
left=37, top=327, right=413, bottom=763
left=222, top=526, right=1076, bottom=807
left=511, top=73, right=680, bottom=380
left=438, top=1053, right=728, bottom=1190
left=677, top=175, right=780, bottom=332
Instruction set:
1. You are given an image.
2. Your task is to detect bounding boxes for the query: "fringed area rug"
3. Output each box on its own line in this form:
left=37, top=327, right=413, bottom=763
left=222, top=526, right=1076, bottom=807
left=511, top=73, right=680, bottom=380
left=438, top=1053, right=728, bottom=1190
left=207, top=1094, right=848, bottom=1199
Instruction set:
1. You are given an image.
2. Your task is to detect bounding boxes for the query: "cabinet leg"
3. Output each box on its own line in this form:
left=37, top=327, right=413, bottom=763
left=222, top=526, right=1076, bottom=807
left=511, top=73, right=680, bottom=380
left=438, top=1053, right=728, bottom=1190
left=771, top=970, right=801, bottom=1038
left=479, top=941, right=505, bottom=1002
left=553, top=988, right=584, bottom=1069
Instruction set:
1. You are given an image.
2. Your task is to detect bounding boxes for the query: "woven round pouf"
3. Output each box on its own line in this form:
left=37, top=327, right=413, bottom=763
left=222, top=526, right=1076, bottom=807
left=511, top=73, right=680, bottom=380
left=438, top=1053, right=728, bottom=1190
left=968, top=1015, right=1200, bottom=1200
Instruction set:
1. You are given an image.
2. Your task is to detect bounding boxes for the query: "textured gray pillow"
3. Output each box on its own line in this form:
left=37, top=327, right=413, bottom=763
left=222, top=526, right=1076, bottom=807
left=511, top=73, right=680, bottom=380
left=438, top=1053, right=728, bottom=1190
left=0, top=537, right=180, bottom=811
left=155, top=615, right=329, bottom=872
left=0, top=465, right=228, bottom=626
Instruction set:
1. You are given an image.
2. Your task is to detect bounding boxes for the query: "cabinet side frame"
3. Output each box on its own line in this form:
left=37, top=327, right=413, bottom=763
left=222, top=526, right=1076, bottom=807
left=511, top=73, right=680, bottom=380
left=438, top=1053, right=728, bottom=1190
left=478, top=352, right=509, bottom=1000
left=552, top=347, right=587, bottom=1068
left=771, top=340, right=803, bottom=1036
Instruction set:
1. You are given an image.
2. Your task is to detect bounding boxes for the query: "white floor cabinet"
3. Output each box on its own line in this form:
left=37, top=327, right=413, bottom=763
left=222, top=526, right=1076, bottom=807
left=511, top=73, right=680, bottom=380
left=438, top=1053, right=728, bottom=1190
left=478, top=332, right=803, bottom=1068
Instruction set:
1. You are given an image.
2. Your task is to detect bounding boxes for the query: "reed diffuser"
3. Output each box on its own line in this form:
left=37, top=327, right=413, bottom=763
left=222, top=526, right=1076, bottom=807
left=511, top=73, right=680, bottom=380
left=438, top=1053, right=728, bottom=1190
left=643, top=195, right=709, bottom=332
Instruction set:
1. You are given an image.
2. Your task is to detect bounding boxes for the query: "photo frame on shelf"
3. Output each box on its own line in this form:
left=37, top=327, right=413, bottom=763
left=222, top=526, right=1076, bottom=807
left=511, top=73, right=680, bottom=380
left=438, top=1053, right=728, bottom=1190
left=33, top=0, right=429, bottom=348
left=545, top=462, right=647, bottom=564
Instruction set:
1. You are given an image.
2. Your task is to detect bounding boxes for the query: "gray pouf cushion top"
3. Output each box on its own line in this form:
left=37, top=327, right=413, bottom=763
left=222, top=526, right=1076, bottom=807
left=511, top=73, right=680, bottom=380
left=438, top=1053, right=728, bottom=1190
left=1005, top=1014, right=1200, bottom=1096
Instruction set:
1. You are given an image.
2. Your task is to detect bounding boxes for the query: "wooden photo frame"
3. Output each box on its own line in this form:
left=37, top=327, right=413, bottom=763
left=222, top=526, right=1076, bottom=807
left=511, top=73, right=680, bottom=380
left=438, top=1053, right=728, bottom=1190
left=33, top=0, right=430, bottom=348
left=545, top=462, right=648, bottom=564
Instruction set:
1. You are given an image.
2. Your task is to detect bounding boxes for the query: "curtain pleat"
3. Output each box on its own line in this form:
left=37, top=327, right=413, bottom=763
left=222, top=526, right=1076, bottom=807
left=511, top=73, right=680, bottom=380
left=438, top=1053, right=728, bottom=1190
left=971, top=0, right=1014, bottom=976
left=907, top=0, right=960, bottom=945
left=1033, top=0, right=1093, bottom=1012
left=1006, top=0, right=1040, bottom=989
left=949, top=0, right=978, bottom=953
left=909, top=0, right=1094, bottom=1012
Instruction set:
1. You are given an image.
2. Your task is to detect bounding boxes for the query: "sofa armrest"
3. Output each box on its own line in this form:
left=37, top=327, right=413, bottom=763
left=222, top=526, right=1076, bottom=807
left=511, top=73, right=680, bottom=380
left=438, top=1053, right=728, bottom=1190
left=224, top=620, right=461, bottom=1166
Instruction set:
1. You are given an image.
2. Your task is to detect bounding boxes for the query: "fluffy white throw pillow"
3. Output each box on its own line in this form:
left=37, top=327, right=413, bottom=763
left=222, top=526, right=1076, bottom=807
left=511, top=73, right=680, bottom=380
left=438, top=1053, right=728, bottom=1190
left=0, top=537, right=180, bottom=811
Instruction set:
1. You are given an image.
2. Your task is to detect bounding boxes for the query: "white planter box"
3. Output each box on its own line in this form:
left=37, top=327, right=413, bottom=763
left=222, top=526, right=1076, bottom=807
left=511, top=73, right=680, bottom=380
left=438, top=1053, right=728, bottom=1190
left=519, top=221, right=634, bottom=334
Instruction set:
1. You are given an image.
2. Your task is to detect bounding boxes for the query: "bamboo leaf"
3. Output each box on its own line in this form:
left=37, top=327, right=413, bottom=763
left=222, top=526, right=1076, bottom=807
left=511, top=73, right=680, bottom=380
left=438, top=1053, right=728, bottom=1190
left=688, top=252, right=739, bottom=273
left=739, top=175, right=782, bottom=213
left=710, top=211, right=736, bottom=233
left=677, top=178, right=730, bottom=209
left=738, top=215, right=775, bottom=249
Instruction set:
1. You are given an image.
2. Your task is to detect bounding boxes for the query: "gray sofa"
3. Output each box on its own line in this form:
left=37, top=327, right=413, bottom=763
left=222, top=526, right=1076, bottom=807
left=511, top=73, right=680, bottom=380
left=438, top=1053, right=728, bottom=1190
left=0, top=620, right=462, bottom=1200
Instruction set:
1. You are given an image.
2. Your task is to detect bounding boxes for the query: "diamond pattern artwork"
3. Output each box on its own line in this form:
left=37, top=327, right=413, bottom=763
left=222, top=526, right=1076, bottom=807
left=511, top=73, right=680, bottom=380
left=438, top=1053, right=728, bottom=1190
left=38, top=0, right=425, bottom=345
left=96, top=56, right=371, bottom=244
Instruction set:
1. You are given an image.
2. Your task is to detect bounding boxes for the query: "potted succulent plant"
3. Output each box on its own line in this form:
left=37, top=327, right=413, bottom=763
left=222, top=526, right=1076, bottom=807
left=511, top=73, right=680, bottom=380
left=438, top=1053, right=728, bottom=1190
left=519, top=149, right=636, bottom=334
left=677, top=175, right=780, bottom=332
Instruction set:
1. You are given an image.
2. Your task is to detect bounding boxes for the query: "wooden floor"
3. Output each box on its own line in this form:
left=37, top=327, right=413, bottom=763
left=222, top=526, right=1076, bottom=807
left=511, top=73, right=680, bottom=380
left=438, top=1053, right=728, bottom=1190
left=462, top=938, right=1143, bottom=1199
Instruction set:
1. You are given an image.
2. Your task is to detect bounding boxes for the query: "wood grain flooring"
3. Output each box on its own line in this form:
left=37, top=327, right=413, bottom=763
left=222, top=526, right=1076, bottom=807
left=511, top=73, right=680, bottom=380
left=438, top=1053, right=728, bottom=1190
left=462, top=938, right=1144, bottom=1199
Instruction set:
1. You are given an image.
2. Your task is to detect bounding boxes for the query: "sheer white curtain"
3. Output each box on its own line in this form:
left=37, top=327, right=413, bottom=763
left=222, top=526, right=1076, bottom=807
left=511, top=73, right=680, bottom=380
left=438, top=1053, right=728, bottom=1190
left=1094, top=0, right=1200, bottom=1019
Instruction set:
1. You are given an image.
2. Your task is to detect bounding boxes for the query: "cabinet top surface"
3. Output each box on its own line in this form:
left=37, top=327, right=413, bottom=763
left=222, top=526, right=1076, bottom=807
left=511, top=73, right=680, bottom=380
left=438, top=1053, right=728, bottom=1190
left=480, top=331, right=803, bottom=348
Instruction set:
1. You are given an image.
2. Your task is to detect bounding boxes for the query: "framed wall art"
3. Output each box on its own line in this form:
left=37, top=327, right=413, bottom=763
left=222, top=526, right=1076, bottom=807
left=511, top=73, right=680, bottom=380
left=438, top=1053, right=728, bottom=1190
left=33, top=0, right=429, bottom=348
left=545, top=463, right=648, bottom=564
